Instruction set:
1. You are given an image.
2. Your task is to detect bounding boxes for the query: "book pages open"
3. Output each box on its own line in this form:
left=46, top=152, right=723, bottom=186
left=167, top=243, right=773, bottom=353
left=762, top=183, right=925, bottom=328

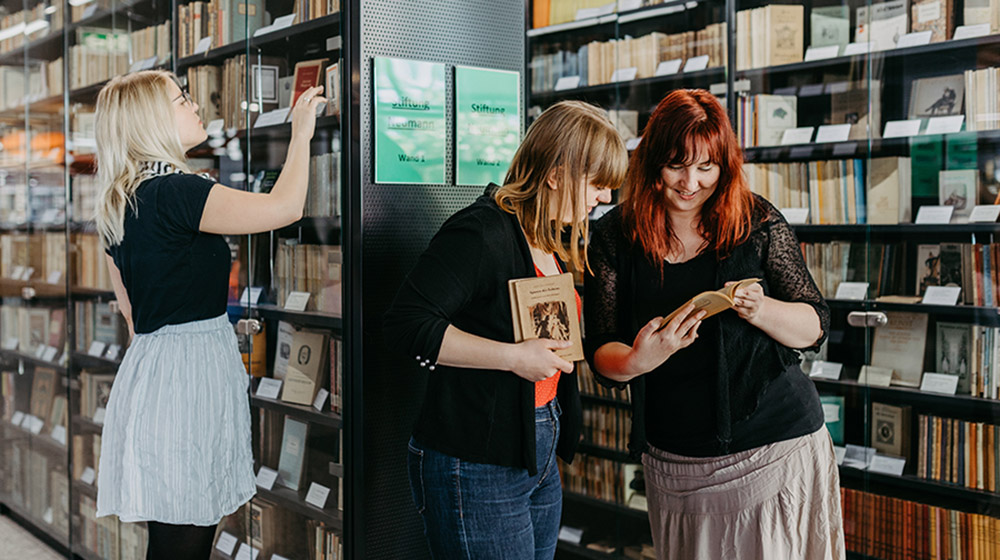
left=659, top=278, right=762, bottom=329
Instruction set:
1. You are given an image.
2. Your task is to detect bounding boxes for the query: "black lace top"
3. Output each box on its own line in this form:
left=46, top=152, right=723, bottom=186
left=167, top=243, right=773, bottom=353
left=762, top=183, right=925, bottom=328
left=583, top=194, right=830, bottom=457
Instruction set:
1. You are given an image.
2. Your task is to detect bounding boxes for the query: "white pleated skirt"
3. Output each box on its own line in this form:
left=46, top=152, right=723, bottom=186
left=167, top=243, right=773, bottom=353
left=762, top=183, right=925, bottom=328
left=642, top=426, right=846, bottom=560
left=96, top=314, right=256, bottom=526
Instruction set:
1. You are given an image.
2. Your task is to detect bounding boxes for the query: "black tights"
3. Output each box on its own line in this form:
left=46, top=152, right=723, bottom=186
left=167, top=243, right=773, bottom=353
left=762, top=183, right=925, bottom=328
left=146, top=521, right=218, bottom=560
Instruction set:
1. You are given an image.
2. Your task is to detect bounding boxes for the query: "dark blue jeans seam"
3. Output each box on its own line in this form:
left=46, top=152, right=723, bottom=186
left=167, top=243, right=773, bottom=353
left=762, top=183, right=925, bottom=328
left=454, top=457, right=471, bottom=559
left=536, top=414, right=558, bottom=486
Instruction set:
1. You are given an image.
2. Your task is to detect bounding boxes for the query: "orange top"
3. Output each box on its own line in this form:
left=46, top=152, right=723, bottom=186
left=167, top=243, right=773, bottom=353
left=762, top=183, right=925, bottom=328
left=533, top=258, right=582, bottom=407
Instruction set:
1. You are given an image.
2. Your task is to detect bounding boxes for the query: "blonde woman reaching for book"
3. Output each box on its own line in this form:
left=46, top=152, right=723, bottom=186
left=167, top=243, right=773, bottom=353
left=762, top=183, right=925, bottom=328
left=384, top=100, right=626, bottom=560
left=93, top=70, right=325, bottom=559
left=585, top=89, right=845, bottom=560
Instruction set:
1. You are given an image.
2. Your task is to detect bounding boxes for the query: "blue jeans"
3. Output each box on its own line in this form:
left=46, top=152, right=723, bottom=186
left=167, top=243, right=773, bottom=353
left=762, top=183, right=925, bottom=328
left=407, top=398, right=563, bottom=560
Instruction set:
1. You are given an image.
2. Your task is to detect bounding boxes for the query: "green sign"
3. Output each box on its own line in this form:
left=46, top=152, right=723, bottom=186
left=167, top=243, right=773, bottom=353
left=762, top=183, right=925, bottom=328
left=455, top=66, right=521, bottom=186
left=373, top=57, right=446, bottom=184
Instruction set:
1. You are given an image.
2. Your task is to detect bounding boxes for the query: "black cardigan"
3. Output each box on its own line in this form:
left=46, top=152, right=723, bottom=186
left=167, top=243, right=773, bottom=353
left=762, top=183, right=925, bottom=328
left=384, top=187, right=582, bottom=475
left=584, top=195, right=831, bottom=458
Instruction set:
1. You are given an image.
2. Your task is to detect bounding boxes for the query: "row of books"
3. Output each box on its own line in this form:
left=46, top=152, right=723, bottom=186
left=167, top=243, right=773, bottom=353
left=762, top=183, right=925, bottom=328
left=256, top=409, right=342, bottom=505
left=274, top=243, right=343, bottom=315
left=917, top=414, right=1000, bottom=492
left=965, top=67, right=1000, bottom=132
left=558, top=454, right=629, bottom=504
left=0, top=443, right=70, bottom=539
left=0, top=59, right=63, bottom=111
left=842, top=487, right=1000, bottom=559
left=0, top=304, right=67, bottom=357
left=76, top=300, right=129, bottom=360
left=252, top=152, right=342, bottom=218
left=72, top=432, right=102, bottom=484
left=81, top=370, right=115, bottom=421
left=79, top=496, right=147, bottom=560
left=0, top=1, right=65, bottom=55
left=0, top=232, right=68, bottom=284
left=578, top=361, right=630, bottom=402
left=529, top=26, right=724, bottom=93
left=271, top=321, right=343, bottom=412
left=735, top=5, right=803, bottom=70
left=129, top=22, right=172, bottom=68
left=308, top=519, right=344, bottom=560
left=1, top=367, right=68, bottom=434
left=582, top=404, right=630, bottom=452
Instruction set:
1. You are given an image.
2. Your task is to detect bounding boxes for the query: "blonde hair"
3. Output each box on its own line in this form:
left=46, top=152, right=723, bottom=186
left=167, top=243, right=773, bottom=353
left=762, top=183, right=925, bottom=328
left=94, top=70, right=191, bottom=246
left=495, top=100, right=626, bottom=272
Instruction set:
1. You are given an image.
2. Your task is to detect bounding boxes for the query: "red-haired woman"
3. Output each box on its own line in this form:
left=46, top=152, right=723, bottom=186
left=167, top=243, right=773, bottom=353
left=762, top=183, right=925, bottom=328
left=585, top=89, right=845, bottom=559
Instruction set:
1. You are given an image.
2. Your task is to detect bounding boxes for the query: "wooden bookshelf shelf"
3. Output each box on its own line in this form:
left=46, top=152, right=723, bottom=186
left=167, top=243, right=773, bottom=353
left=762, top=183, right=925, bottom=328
left=576, top=443, right=634, bottom=463
left=69, top=285, right=116, bottom=299
left=71, top=479, right=98, bottom=500
left=250, top=394, right=342, bottom=428
left=555, top=540, right=616, bottom=559
left=71, top=351, right=121, bottom=371
left=255, top=485, right=343, bottom=529
left=745, top=129, right=1000, bottom=164
left=838, top=465, right=1000, bottom=517
left=72, top=415, right=103, bottom=434
left=0, top=493, right=71, bottom=550
left=811, top=377, right=1000, bottom=420
left=529, top=67, right=725, bottom=104
left=0, top=278, right=67, bottom=299
left=2, top=422, right=68, bottom=456
left=563, top=491, right=647, bottom=521
left=526, top=0, right=697, bottom=38
left=0, top=349, right=67, bottom=373
left=579, top=393, right=630, bottom=408
left=823, top=299, right=1000, bottom=327
left=239, top=303, right=343, bottom=332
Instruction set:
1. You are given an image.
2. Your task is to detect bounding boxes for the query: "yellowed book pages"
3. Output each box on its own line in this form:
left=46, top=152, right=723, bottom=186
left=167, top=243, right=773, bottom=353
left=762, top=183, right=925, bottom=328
left=658, top=278, right=761, bottom=328
left=281, top=329, right=327, bottom=405
left=766, top=4, right=804, bottom=66
left=508, top=272, right=583, bottom=362
left=911, top=0, right=953, bottom=43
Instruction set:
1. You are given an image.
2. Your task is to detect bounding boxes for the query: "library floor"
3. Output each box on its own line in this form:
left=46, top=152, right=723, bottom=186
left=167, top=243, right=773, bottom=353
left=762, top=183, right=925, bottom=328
left=0, top=514, right=64, bottom=559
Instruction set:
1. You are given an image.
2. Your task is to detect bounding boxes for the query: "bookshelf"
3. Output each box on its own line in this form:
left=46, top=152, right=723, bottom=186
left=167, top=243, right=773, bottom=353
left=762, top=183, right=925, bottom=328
left=528, top=0, right=1000, bottom=558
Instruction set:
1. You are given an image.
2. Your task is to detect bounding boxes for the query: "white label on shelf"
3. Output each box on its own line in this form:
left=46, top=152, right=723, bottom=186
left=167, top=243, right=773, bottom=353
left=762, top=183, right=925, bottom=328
left=81, top=467, right=96, bottom=485
left=46, top=270, right=61, bottom=284
left=917, top=0, right=941, bottom=22
left=780, top=127, right=815, bottom=145
left=42, top=507, right=53, bottom=525
left=834, top=445, right=847, bottom=466
left=815, top=124, right=852, bottom=144
left=11, top=411, right=24, bottom=427
left=654, top=59, right=683, bottom=76
left=804, top=45, right=840, bottom=61
left=284, top=291, right=311, bottom=312
left=255, top=466, right=279, bottom=490
left=42, top=346, right=58, bottom=362
left=843, top=42, right=873, bottom=56
left=51, top=425, right=66, bottom=446
left=553, top=76, right=581, bottom=91
left=105, top=344, right=121, bottom=361
left=240, top=287, right=263, bottom=306
left=194, top=36, right=212, bottom=55
left=834, top=282, right=869, bottom=301
left=843, top=444, right=876, bottom=469
left=953, top=23, right=990, bottom=41
left=22, top=267, right=34, bottom=281
left=10, top=265, right=24, bottom=280
left=2, top=337, right=17, bottom=350
left=558, top=526, right=584, bottom=544
left=778, top=207, right=809, bottom=224
left=206, top=119, right=225, bottom=136
left=826, top=80, right=851, bottom=94
left=256, top=378, right=283, bottom=400
left=137, top=56, right=158, bottom=70
left=624, top=137, right=642, bottom=151
left=858, top=365, right=894, bottom=387
left=924, top=115, right=964, bottom=135
left=809, top=360, right=843, bottom=380
left=235, top=543, right=260, bottom=560
left=93, top=407, right=106, bottom=425
left=252, top=24, right=276, bottom=37
left=896, top=30, right=933, bottom=49
left=327, top=36, right=342, bottom=51
left=254, top=108, right=291, bottom=129
left=28, top=415, right=44, bottom=435
left=305, top=482, right=331, bottom=509
left=883, top=119, right=922, bottom=138
left=821, top=403, right=840, bottom=423
left=82, top=4, right=97, bottom=18
left=868, top=454, right=907, bottom=476
left=709, top=82, right=727, bottom=96
left=970, top=205, right=1000, bottom=223
left=575, top=7, right=601, bottom=19
left=272, top=556, right=291, bottom=560
left=920, top=372, right=960, bottom=395
left=618, top=0, right=642, bottom=10
left=271, top=13, right=297, bottom=31
left=611, top=67, right=638, bottom=83
left=922, top=285, right=962, bottom=306
left=682, top=55, right=710, bottom=72
left=312, top=388, right=330, bottom=411
left=915, top=205, right=954, bottom=224
left=215, top=532, right=239, bottom=556
left=87, top=341, right=107, bottom=357
left=35, top=345, right=47, bottom=359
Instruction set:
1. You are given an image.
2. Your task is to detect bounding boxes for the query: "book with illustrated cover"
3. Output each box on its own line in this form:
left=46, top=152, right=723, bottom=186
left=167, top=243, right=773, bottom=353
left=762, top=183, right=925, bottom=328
left=938, top=169, right=977, bottom=222
left=909, top=74, right=964, bottom=119
left=856, top=0, right=908, bottom=52
left=915, top=244, right=940, bottom=295
left=870, top=311, right=929, bottom=387
left=658, top=278, right=761, bottom=328
left=29, top=367, right=57, bottom=424
left=911, top=0, right=953, bottom=43
left=508, top=272, right=583, bottom=361
left=277, top=416, right=309, bottom=490
left=291, top=58, right=327, bottom=107
left=872, top=402, right=912, bottom=459
left=810, top=5, right=850, bottom=48
left=281, top=329, right=328, bottom=405
left=936, top=322, right=973, bottom=394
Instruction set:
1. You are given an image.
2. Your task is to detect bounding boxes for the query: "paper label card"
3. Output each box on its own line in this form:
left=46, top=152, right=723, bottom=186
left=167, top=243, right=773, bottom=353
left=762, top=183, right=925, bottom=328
left=271, top=13, right=297, bottom=30
left=922, top=286, right=961, bottom=306
left=553, top=76, right=581, bottom=91
left=858, top=365, right=894, bottom=387
left=843, top=444, right=877, bottom=468
left=809, top=360, right=843, bottom=380
left=897, top=31, right=933, bottom=48
left=105, top=344, right=121, bottom=361
left=3, top=337, right=17, bottom=350
left=835, top=282, right=869, bottom=301
left=11, top=411, right=24, bottom=427
left=35, top=345, right=47, bottom=359
left=81, top=467, right=96, bottom=485
left=284, top=291, right=311, bottom=312
left=868, top=454, right=906, bottom=476
left=42, top=346, right=58, bottom=362
left=28, top=415, right=43, bottom=434
left=255, top=466, right=279, bottom=490
left=312, top=388, right=330, bottom=410
left=206, top=119, right=225, bottom=136
left=804, top=45, right=840, bottom=61
left=654, top=59, right=683, bottom=76
left=83, top=4, right=97, bottom=18
left=256, top=378, right=283, bottom=400
left=51, top=425, right=66, bottom=446
left=240, top=287, right=263, bottom=306
left=88, top=341, right=107, bottom=357
left=833, top=445, right=846, bottom=466
left=821, top=403, right=840, bottom=423
left=10, top=265, right=24, bottom=279
left=235, top=543, right=260, bottom=560
left=194, top=37, right=212, bottom=55
left=46, top=271, right=61, bottom=284
left=779, top=208, right=809, bottom=224
left=843, top=42, right=873, bottom=56
left=915, top=205, right=954, bottom=224
left=924, top=115, right=964, bottom=135
left=558, top=526, right=585, bottom=544
left=305, top=482, right=331, bottom=509
left=624, top=137, right=642, bottom=151
left=272, top=556, right=291, bottom=560
left=93, top=407, right=106, bottom=425
left=815, top=124, right=852, bottom=144
left=611, top=67, right=638, bottom=82
left=883, top=119, right=922, bottom=138
left=42, top=508, right=53, bottom=525
left=215, top=532, right=239, bottom=556
left=129, top=59, right=145, bottom=73
left=683, top=55, right=710, bottom=72
left=953, top=23, right=990, bottom=40
left=780, top=127, right=815, bottom=145
left=22, top=267, right=34, bottom=281
left=254, top=108, right=291, bottom=129
left=970, top=205, right=1000, bottom=223
left=921, top=372, right=960, bottom=394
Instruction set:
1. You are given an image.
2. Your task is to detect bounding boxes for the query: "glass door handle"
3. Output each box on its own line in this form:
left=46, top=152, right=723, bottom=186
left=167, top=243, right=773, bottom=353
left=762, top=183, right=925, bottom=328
left=236, top=318, right=262, bottom=335
left=847, top=311, right=888, bottom=328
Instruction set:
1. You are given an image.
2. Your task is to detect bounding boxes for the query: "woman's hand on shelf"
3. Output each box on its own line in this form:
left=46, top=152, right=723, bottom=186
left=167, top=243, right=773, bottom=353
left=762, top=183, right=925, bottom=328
left=290, top=85, right=327, bottom=142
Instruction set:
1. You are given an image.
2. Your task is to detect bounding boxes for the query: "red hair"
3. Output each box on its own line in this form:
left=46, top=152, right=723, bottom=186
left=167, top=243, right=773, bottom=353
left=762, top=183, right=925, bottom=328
left=622, top=89, right=757, bottom=267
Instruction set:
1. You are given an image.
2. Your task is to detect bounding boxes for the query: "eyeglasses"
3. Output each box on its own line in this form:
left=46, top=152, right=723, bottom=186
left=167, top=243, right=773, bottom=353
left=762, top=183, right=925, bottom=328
left=172, top=89, right=194, bottom=106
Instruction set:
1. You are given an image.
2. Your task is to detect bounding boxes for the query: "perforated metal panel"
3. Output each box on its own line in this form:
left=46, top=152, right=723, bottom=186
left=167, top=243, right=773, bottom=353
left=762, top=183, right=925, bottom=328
left=359, top=1, right=525, bottom=558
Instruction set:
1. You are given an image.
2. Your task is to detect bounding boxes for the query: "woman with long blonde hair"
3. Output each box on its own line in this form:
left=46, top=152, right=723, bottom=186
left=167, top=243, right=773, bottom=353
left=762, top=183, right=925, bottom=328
left=384, top=100, right=627, bottom=559
left=93, top=70, right=325, bottom=559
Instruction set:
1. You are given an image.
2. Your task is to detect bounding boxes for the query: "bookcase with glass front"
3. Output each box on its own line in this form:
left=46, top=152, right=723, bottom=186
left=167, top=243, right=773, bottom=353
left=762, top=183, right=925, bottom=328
left=529, top=0, right=1000, bottom=558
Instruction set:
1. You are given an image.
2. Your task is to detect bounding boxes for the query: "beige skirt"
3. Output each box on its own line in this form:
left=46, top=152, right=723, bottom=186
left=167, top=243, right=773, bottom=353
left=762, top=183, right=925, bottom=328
left=642, top=426, right=845, bottom=560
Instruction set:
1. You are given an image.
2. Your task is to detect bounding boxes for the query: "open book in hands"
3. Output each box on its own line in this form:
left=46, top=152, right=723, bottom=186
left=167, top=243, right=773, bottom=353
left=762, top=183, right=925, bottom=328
left=656, top=278, right=762, bottom=331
